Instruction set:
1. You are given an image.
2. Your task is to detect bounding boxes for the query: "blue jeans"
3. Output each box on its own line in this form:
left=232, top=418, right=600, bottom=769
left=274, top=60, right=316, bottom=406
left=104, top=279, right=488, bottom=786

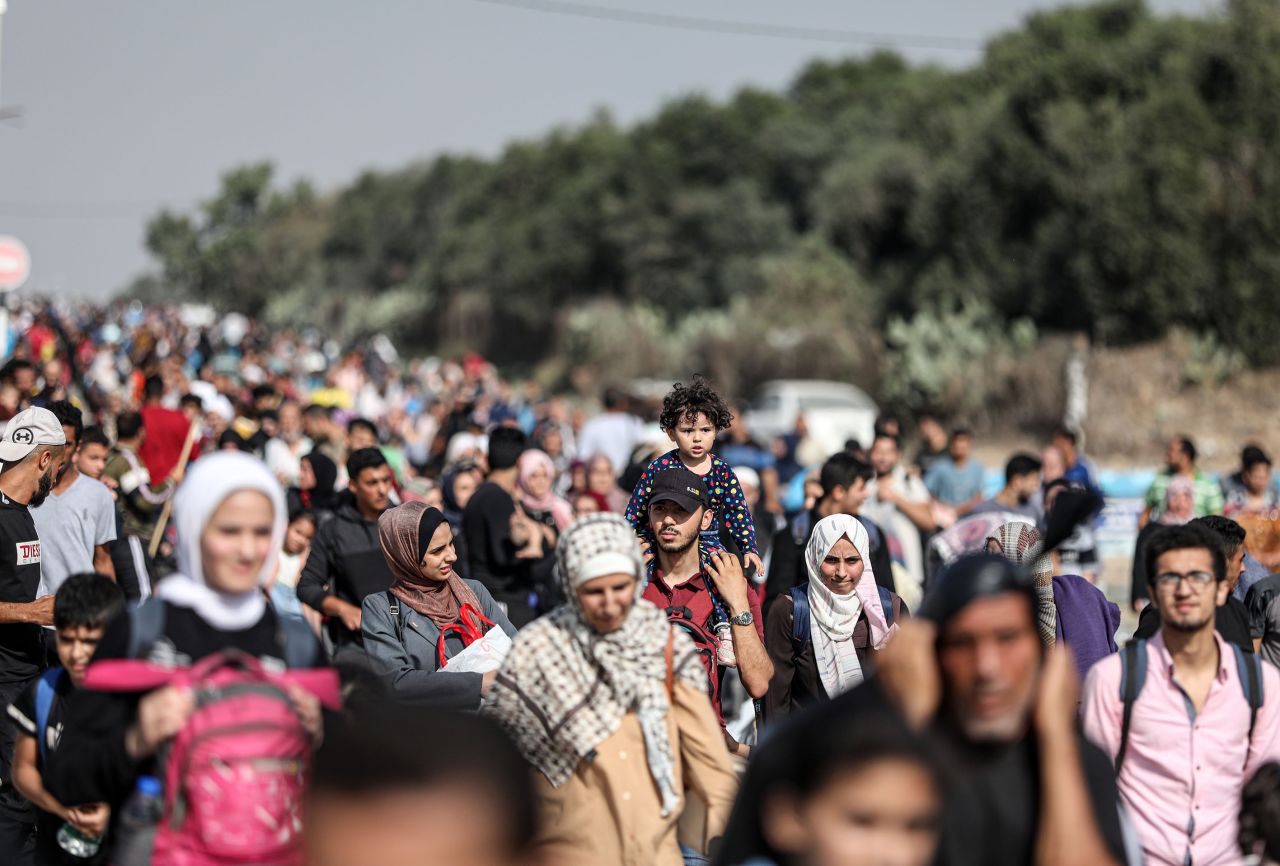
left=680, top=842, right=711, bottom=866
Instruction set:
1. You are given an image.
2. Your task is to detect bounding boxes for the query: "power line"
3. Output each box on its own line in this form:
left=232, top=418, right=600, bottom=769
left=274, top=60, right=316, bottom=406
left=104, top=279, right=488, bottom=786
left=469, top=0, right=985, bottom=52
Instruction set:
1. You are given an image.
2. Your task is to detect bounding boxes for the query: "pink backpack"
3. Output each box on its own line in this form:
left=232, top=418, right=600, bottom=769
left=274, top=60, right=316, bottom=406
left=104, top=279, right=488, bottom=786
left=84, top=611, right=340, bottom=866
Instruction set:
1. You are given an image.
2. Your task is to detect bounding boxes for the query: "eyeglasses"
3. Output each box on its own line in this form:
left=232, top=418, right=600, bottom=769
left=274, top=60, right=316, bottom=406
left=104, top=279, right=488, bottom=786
left=1152, top=571, right=1216, bottom=591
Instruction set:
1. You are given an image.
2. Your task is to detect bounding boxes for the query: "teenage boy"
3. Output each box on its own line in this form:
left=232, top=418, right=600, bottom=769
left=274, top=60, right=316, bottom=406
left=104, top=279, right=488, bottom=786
left=1083, top=523, right=1280, bottom=866
left=297, top=448, right=395, bottom=654
left=74, top=428, right=146, bottom=602
left=8, top=574, right=123, bottom=866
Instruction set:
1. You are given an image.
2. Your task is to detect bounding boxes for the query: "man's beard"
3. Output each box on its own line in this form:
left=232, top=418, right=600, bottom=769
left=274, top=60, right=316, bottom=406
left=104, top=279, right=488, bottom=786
left=656, top=529, right=698, bottom=556
left=1165, top=611, right=1214, bottom=633
left=29, top=470, right=55, bottom=508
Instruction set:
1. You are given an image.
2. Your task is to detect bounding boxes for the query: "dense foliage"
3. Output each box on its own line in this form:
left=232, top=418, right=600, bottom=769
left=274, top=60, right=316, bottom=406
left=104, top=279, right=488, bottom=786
left=131, top=0, right=1280, bottom=396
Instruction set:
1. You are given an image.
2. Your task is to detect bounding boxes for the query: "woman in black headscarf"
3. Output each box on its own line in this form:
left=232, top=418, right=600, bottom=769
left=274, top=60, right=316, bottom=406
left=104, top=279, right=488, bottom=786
left=288, top=451, right=340, bottom=524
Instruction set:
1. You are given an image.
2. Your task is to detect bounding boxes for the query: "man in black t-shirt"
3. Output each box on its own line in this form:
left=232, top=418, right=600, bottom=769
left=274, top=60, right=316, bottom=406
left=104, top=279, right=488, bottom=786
left=870, top=554, right=1129, bottom=866
left=0, top=407, right=68, bottom=864
left=463, top=428, right=543, bottom=627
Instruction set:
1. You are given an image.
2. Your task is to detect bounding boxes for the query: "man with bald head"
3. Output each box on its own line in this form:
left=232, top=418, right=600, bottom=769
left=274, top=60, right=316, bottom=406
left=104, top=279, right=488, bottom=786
left=0, top=407, right=67, bottom=863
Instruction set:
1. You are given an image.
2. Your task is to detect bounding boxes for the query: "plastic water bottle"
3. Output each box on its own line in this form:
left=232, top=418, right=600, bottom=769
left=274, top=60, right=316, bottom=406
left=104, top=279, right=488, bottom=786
left=56, top=821, right=101, bottom=858
left=112, top=775, right=164, bottom=866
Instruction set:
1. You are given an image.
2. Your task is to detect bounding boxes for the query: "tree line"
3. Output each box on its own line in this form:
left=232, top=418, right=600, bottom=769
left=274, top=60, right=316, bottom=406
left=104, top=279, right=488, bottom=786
left=131, top=0, right=1280, bottom=398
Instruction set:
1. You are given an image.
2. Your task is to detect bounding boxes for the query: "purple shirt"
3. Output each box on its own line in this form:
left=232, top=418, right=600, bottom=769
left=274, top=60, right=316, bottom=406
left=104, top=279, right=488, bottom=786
left=1082, top=632, right=1280, bottom=866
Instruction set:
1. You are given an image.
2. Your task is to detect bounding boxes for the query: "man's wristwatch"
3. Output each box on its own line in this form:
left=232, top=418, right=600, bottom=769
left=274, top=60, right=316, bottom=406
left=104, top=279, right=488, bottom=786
left=730, top=610, right=754, bottom=627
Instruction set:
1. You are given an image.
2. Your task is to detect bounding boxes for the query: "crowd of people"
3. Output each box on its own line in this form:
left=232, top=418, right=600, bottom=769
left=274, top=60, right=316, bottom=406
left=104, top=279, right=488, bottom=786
left=3, top=298, right=1280, bottom=865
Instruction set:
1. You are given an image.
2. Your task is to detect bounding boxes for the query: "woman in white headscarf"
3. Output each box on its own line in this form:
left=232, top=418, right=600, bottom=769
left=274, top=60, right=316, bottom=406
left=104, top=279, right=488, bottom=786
left=484, top=512, right=738, bottom=866
left=44, top=452, right=326, bottom=815
left=764, top=513, right=904, bottom=720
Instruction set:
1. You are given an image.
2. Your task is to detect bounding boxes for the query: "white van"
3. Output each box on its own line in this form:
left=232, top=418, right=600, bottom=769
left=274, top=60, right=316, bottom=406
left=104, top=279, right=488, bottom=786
left=744, top=380, right=879, bottom=459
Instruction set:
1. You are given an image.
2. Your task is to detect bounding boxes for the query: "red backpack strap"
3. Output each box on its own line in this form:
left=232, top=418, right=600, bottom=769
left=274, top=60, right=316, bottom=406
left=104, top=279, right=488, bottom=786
left=85, top=652, right=343, bottom=711
left=278, top=668, right=343, bottom=710
left=83, top=659, right=183, bottom=693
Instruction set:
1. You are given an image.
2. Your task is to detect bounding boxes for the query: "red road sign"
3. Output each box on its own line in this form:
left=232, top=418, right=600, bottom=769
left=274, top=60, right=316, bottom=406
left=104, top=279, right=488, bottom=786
left=0, top=236, right=30, bottom=291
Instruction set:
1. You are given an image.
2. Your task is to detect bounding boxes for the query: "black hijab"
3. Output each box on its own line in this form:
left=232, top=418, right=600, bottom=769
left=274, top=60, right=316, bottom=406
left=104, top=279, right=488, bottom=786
left=302, top=452, right=340, bottom=511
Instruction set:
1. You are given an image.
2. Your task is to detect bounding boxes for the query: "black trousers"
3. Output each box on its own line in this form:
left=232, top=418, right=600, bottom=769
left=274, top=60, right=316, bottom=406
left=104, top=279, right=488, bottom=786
left=0, top=676, right=36, bottom=866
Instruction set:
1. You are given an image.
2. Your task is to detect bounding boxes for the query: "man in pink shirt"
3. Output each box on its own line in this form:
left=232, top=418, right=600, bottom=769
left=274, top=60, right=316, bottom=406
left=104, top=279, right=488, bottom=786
left=1083, top=522, right=1280, bottom=866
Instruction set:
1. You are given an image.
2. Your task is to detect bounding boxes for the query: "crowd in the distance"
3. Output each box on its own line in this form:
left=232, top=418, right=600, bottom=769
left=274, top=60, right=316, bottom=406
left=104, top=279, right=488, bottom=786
left=4, top=298, right=1280, bottom=866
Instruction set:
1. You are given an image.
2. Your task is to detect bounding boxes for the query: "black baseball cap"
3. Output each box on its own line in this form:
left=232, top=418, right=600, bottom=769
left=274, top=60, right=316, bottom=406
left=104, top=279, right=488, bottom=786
left=648, top=468, right=708, bottom=512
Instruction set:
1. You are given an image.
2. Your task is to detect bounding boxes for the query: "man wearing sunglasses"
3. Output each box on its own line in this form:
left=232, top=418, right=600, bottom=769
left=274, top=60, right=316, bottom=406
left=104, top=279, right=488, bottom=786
left=1082, top=522, right=1280, bottom=866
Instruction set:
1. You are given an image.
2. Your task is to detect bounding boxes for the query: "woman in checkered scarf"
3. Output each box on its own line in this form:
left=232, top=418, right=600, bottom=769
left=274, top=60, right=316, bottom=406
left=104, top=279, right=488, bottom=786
left=483, top=512, right=738, bottom=866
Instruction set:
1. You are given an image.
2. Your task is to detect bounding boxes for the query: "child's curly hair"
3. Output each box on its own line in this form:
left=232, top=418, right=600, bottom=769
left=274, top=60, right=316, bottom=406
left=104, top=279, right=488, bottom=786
left=659, top=376, right=734, bottom=432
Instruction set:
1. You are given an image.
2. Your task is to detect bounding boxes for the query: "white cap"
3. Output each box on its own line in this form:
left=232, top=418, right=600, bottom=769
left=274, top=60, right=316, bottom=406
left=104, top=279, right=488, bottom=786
left=0, top=407, right=67, bottom=464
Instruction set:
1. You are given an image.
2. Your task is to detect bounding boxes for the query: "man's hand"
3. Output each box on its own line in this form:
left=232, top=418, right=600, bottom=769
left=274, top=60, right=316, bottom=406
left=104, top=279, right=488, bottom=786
left=509, top=508, right=533, bottom=546
left=1034, top=645, right=1080, bottom=741
left=641, top=541, right=655, bottom=568
left=127, top=686, right=195, bottom=760
left=706, top=550, right=750, bottom=614
left=26, top=596, right=54, bottom=626
left=337, top=601, right=362, bottom=633
left=481, top=670, right=497, bottom=695
left=875, top=618, right=941, bottom=731
left=876, top=475, right=898, bottom=505
left=67, top=804, right=110, bottom=839
left=322, top=597, right=363, bottom=632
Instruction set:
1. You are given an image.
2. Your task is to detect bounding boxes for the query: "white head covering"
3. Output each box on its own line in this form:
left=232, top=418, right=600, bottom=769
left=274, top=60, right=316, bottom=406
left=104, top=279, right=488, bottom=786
left=156, top=452, right=287, bottom=631
left=804, top=514, right=897, bottom=698
left=484, top=513, right=704, bottom=818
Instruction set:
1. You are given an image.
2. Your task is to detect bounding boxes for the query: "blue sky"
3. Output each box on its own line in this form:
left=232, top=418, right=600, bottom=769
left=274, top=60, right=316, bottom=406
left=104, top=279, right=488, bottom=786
left=0, top=0, right=1217, bottom=299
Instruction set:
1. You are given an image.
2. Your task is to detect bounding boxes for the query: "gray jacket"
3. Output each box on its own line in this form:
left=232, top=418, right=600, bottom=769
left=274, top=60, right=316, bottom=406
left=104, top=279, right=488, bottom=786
left=361, top=578, right=518, bottom=711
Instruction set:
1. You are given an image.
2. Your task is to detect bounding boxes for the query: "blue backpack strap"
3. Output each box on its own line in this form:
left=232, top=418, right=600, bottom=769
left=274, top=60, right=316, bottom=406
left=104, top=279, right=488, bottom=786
left=789, top=585, right=811, bottom=648
left=877, top=586, right=896, bottom=629
left=126, top=600, right=168, bottom=660
left=1232, top=643, right=1264, bottom=743
left=1115, top=640, right=1148, bottom=775
left=34, top=667, right=64, bottom=764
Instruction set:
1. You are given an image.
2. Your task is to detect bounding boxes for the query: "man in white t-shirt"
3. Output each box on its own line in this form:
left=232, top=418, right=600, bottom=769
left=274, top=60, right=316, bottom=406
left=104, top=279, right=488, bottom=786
left=576, top=386, right=645, bottom=474
left=862, top=433, right=935, bottom=607
left=30, top=402, right=115, bottom=596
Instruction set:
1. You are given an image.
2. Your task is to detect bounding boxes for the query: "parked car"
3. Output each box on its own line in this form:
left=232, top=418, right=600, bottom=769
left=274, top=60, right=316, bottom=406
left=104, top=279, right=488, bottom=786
left=744, top=380, right=879, bottom=461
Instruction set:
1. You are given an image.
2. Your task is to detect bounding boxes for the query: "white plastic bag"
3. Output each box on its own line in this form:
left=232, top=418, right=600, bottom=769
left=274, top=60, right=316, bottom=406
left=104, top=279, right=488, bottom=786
left=440, top=626, right=513, bottom=674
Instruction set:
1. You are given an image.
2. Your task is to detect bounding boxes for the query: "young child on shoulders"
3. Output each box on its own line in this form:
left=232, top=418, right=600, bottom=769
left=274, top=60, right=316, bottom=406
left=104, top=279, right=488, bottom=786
left=625, top=376, right=762, bottom=576
left=9, top=573, right=124, bottom=865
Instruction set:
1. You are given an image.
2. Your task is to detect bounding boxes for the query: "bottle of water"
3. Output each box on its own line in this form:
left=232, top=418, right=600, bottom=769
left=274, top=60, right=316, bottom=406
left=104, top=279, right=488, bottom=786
left=56, top=821, right=101, bottom=858
left=112, top=775, right=164, bottom=866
